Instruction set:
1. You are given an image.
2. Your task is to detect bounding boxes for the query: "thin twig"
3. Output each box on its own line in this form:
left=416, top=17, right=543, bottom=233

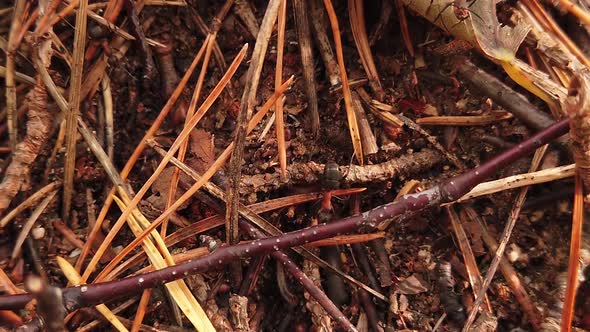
left=0, top=120, right=570, bottom=315
left=10, top=191, right=56, bottom=263
left=0, top=181, right=61, bottom=228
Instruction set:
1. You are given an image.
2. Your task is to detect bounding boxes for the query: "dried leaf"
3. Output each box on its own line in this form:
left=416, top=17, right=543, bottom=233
left=396, top=274, right=429, bottom=294
left=189, top=129, right=215, bottom=173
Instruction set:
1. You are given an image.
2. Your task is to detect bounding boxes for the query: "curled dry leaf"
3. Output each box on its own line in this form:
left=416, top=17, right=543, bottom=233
left=402, top=0, right=530, bottom=61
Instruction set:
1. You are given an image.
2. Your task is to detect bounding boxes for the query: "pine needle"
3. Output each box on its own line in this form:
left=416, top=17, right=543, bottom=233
left=560, top=170, right=584, bottom=332
left=275, top=0, right=288, bottom=180
left=322, top=0, right=364, bottom=164
left=112, top=196, right=215, bottom=332
left=56, top=256, right=129, bottom=332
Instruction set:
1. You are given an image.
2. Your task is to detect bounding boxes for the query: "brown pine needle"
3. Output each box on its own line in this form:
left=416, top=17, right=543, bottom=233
left=395, top=0, right=414, bottom=57
left=323, top=0, right=364, bottom=164
left=553, top=0, right=590, bottom=26
left=80, top=44, right=247, bottom=283
left=97, top=187, right=362, bottom=283
left=447, top=207, right=492, bottom=313
left=522, top=0, right=590, bottom=68
left=560, top=170, right=584, bottom=332
left=93, top=78, right=294, bottom=282
left=348, top=0, right=384, bottom=99
left=306, top=232, right=385, bottom=247
left=275, top=0, right=288, bottom=180
left=75, top=35, right=211, bottom=272
left=415, top=112, right=513, bottom=126
left=163, top=36, right=214, bottom=238
left=62, top=0, right=88, bottom=222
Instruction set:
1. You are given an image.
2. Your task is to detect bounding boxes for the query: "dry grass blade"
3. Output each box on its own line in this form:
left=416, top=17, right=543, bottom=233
left=348, top=0, right=384, bottom=99
left=0, top=181, right=61, bottom=228
left=454, top=164, right=575, bottom=203
left=62, top=0, right=88, bottom=222
left=416, top=112, right=513, bottom=126
left=462, top=145, right=548, bottom=331
left=560, top=170, right=584, bottom=332
left=10, top=190, right=56, bottom=262
left=275, top=0, right=288, bottom=180
left=75, top=36, right=209, bottom=272
left=323, top=0, right=364, bottom=164
left=56, top=257, right=128, bottom=332
left=447, top=207, right=492, bottom=313
left=79, top=44, right=247, bottom=282
left=93, top=78, right=294, bottom=282
left=394, top=0, right=414, bottom=57
left=112, top=196, right=215, bottom=331
left=5, top=0, right=26, bottom=151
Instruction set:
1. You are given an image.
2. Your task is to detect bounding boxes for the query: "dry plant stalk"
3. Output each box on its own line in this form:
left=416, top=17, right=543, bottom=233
left=10, top=190, right=56, bottom=262
left=348, top=0, right=384, bottom=100
left=62, top=0, right=89, bottom=222
left=351, top=92, right=378, bottom=156
left=309, top=0, right=340, bottom=86
left=416, top=112, right=513, bottom=126
left=275, top=0, right=288, bottom=179
left=447, top=207, right=492, bottom=313
left=0, top=181, right=60, bottom=227
left=455, top=163, right=574, bottom=203
left=226, top=0, right=280, bottom=258
left=323, top=0, right=363, bottom=164
left=234, top=0, right=260, bottom=38
left=292, top=0, right=320, bottom=136
left=564, top=72, right=590, bottom=191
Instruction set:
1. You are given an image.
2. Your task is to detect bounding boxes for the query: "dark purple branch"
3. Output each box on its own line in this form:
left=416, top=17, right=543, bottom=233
left=0, top=120, right=570, bottom=314
left=242, top=220, right=356, bottom=332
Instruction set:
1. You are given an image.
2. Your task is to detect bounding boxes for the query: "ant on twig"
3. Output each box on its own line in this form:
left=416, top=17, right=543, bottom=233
left=429, top=0, right=483, bottom=31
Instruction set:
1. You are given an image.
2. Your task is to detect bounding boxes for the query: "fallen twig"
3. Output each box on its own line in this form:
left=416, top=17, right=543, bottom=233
left=0, top=119, right=569, bottom=316
left=238, top=149, right=442, bottom=194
